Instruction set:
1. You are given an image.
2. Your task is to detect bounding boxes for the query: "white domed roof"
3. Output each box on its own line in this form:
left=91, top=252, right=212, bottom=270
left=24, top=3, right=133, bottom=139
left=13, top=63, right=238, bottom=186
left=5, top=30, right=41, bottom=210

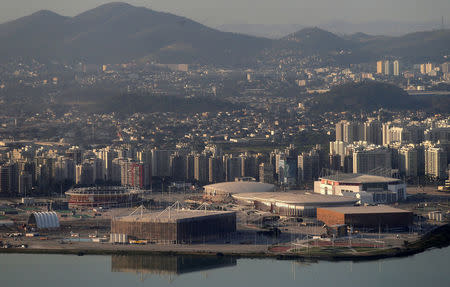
left=29, top=212, right=60, bottom=229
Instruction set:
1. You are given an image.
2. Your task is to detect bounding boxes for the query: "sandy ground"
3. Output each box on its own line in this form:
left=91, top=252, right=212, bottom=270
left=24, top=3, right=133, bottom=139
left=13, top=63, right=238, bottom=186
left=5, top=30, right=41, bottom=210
left=1, top=219, right=421, bottom=256
left=407, top=186, right=450, bottom=196
left=2, top=232, right=421, bottom=256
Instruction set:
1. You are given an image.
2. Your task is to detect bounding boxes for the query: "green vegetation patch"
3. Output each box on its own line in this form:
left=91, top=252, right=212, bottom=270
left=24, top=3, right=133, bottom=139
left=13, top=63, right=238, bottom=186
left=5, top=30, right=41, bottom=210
left=55, top=210, right=72, bottom=213
left=311, top=81, right=450, bottom=113
left=408, top=224, right=450, bottom=250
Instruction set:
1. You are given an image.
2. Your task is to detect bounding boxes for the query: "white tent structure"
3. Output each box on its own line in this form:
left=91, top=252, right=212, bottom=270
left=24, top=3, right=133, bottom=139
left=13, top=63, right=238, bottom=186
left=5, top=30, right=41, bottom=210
left=28, top=212, right=60, bottom=229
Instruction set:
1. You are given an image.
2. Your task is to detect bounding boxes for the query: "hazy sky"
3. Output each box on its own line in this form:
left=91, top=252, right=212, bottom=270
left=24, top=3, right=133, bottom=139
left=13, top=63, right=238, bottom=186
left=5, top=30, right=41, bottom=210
left=1, top=0, right=449, bottom=26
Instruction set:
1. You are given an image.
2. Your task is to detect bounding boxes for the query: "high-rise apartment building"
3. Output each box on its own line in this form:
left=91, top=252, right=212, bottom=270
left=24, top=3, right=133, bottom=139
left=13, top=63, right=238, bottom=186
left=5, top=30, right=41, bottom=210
left=209, top=157, right=224, bottom=183
left=240, top=154, right=259, bottom=179
left=335, top=120, right=364, bottom=143
left=353, top=147, right=391, bottom=175
left=425, top=147, right=447, bottom=179
left=185, top=153, right=195, bottom=181
left=127, top=162, right=151, bottom=188
left=393, top=60, right=400, bottom=76
left=259, top=163, right=274, bottom=184
left=75, top=162, right=94, bottom=185
left=194, top=154, right=209, bottom=183
left=335, top=121, right=344, bottom=141
left=151, top=149, right=172, bottom=177
left=169, top=153, right=186, bottom=181
left=169, top=153, right=185, bottom=181
left=95, top=148, right=115, bottom=182
left=442, top=62, right=450, bottom=74
left=376, top=60, right=397, bottom=76
left=420, top=63, right=434, bottom=74
left=384, top=60, right=390, bottom=75
left=376, top=61, right=384, bottom=74
left=0, top=163, right=18, bottom=194
left=424, top=127, right=450, bottom=143
left=398, top=145, right=418, bottom=177
left=383, top=123, right=426, bottom=146
left=54, top=156, right=74, bottom=182
left=278, top=157, right=298, bottom=186
left=298, top=151, right=320, bottom=184
left=364, top=119, right=383, bottom=145
left=18, top=172, right=32, bottom=195
left=224, top=155, right=242, bottom=182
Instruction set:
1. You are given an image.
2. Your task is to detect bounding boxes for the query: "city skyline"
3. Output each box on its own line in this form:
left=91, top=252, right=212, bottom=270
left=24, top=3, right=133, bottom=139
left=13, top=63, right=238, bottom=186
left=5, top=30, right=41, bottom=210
left=0, top=0, right=449, bottom=282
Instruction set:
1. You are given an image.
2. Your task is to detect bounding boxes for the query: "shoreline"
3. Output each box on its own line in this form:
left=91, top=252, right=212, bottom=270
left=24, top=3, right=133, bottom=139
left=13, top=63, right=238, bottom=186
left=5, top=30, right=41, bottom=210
left=1, top=224, right=449, bottom=262
left=0, top=245, right=443, bottom=262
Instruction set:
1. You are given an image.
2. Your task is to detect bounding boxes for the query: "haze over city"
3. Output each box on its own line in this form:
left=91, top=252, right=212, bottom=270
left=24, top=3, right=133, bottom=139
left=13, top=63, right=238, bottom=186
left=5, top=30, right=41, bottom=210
left=1, top=0, right=450, bottom=35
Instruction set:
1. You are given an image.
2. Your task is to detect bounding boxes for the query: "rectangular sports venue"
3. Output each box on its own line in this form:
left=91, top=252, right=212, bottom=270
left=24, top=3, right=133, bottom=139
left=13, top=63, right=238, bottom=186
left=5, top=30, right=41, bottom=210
left=111, top=208, right=236, bottom=244
left=317, top=206, right=413, bottom=230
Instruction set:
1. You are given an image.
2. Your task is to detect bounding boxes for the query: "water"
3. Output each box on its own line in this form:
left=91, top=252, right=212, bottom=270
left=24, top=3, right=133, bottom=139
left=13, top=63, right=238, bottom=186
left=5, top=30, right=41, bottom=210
left=1, top=247, right=449, bottom=287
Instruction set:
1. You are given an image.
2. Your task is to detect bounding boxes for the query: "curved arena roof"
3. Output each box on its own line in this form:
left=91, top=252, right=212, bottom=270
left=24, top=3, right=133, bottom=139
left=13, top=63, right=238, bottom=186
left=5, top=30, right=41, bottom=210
left=232, top=192, right=358, bottom=206
left=320, top=174, right=402, bottom=184
left=28, top=212, right=60, bottom=229
left=203, top=182, right=275, bottom=195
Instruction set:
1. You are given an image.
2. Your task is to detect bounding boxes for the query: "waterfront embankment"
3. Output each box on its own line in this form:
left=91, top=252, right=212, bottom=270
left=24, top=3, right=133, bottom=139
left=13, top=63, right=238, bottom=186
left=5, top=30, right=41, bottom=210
left=1, top=224, right=449, bottom=262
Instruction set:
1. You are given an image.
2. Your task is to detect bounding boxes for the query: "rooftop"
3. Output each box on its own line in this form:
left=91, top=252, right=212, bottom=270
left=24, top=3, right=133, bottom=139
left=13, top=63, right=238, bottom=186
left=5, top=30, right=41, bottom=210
left=320, top=173, right=402, bottom=184
left=232, top=192, right=357, bottom=205
left=114, top=210, right=235, bottom=223
left=66, top=186, right=142, bottom=195
left=317, top=205, right=412, bottom=214
left=203, top=182, right=275, bottom=194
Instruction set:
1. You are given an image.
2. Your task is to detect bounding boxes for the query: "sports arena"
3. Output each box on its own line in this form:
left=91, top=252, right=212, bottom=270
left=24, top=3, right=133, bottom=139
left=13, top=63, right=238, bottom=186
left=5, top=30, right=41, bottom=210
left=111, top=206, right=236, bottom=244
left=65, top=186, right=144, bottom=208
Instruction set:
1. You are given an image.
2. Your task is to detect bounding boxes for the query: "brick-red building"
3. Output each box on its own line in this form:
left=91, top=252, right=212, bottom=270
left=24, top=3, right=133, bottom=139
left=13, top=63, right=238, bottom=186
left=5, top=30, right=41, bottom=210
left=317, top=206, right=413, bottom=229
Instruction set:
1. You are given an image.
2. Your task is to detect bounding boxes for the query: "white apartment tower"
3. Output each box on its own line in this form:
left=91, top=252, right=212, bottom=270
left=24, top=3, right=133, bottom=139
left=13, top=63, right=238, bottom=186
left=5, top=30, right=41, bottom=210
left=393, top=60, right=400, bottom=76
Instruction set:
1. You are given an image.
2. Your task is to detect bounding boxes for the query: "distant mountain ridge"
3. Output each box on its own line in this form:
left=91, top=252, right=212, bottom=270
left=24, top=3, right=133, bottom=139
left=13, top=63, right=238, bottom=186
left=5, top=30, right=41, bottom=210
left=216, top=23, right=304, bottom=39
left=0, top=2, right=272, bottom=65
left=279, top=27, right=354, bottom=53
left=217, top=20, right=442, bottom=38
left=319, top=20, right=441, bottom=36
left=272, top=26, right=450, bottom=63
left=0, top=2, right=449, bottom=65
left=358, top=29, right=450, bottom=62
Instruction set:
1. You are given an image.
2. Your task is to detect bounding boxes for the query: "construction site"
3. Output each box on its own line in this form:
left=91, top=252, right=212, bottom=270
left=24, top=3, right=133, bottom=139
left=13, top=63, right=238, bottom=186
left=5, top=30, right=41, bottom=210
left=0, top=183, right=449, bottom=258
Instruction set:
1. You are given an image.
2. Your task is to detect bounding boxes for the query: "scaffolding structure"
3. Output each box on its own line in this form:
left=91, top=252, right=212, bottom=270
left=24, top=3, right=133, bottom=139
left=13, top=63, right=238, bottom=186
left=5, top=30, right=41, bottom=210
left=111, top=203, right=236, bottom=244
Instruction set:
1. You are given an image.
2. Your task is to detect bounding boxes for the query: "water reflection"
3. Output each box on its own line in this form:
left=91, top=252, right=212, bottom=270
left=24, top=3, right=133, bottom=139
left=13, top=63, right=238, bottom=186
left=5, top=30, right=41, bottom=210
left=0, top=248, right=449, bottom=287
left=111, top=254, right=237, bottom=276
